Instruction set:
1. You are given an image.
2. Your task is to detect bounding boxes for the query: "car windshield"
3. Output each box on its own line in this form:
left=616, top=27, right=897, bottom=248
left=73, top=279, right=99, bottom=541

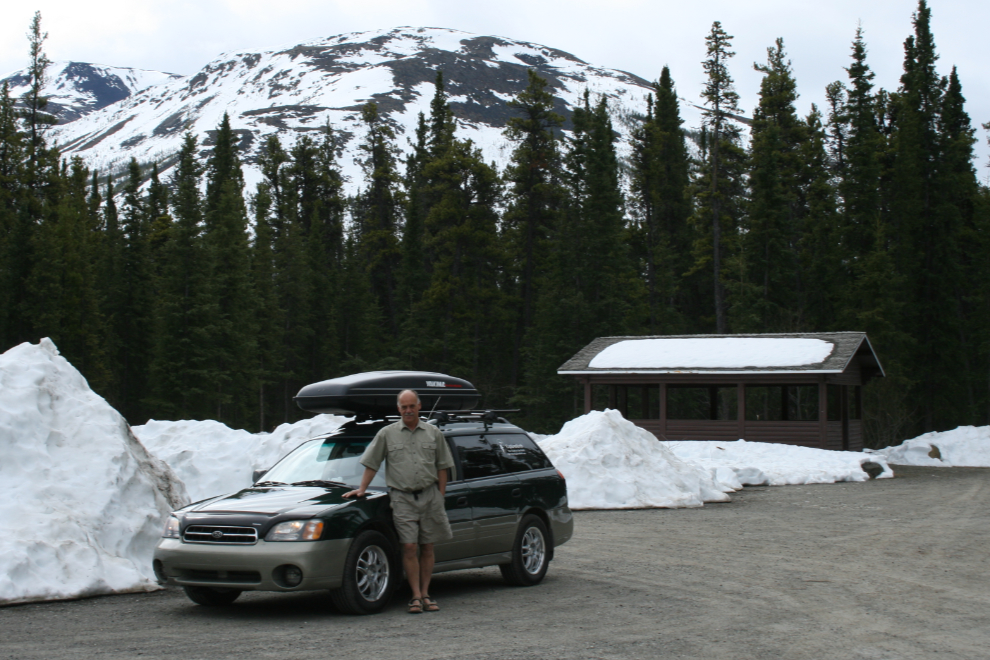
left=261, top=438, right=386, bottom=488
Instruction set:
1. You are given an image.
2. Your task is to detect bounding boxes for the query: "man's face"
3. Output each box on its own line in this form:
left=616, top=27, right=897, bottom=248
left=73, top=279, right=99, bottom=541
left=397, top=392, right=421, bottom=424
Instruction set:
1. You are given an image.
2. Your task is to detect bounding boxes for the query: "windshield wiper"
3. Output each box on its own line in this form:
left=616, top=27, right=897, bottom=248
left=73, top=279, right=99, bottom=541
left=290, top=479, right=350, bottom=488
left=253, top=480, right=288, bottom=487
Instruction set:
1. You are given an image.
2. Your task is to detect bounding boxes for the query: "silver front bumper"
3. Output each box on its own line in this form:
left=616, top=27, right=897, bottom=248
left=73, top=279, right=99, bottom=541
left=154, top=537, right=353, bottom=592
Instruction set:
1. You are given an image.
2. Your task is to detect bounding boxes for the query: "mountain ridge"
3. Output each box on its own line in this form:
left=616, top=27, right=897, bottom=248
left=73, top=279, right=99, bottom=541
left=6, top=27, right=718, bottom=193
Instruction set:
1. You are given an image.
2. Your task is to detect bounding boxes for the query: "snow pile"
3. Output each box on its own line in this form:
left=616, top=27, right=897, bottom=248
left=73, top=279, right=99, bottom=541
left=0, top=339, right=188, bottom=605
left=869, top=426, right=990, bottom=467
left=133, top=414, right=349, bottom=501
left=589, top=337, right=834, bottom=370
left=668, top=440, right=892, bottom=487
left=536, top=410, right=730, bottom=509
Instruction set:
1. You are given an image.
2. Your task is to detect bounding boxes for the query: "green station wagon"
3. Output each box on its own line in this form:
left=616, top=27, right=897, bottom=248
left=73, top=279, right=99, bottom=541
left=153, top=371, right=574, bottom=614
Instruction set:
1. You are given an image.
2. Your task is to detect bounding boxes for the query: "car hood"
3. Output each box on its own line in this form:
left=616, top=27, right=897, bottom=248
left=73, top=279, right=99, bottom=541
left=188, top=485, right=355, bottom=515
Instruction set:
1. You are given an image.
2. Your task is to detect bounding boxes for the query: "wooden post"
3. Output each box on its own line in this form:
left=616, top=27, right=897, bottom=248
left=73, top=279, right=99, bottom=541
left=659, top=382, right=667, bottom=440
left=583, top=378, right=591, bottom=414
left=841, top=385, right=850, bottom=451
left=737, top=382, right=746, bottom=441
left=818, top=376, right=828, bottom=449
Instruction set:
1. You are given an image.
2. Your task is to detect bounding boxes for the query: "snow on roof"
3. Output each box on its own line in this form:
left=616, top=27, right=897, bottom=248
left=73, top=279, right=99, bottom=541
left=559, top=332, right=884, bottom=376
left=588, top=337, right=833, bottom=370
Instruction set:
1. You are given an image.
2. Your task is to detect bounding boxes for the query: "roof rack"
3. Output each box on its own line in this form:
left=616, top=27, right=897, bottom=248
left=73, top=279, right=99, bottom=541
left=428, top=409, right=522, bottom=426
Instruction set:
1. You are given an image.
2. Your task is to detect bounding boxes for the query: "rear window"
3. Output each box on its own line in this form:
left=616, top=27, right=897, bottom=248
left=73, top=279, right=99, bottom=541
left=452, top=434, right=506, bottom=480
left=488, top=434, right=553, bottom=473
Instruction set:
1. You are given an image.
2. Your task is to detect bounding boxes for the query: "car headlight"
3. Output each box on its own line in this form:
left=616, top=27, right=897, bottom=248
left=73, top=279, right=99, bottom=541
left=265, top=520, right=324, bottom=542
left=162, top=516, right=180, bottom=539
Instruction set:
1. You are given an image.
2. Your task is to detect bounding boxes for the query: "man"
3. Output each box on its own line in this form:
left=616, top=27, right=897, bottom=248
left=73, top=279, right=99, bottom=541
left=343, top=389, right=454, bottom=614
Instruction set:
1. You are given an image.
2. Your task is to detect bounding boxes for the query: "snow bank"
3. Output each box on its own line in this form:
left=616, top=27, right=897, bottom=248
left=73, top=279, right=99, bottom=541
left=536, top=410, right=730, bottom=509
left=133, top=414, right=349, bottom=502
left=588, top=337, right=833, bottom=369
left=869, top=426, right=990, bottom=467
left=0, top=339, right=187, bottom=605
left=668, top=440, right=892, bottom=487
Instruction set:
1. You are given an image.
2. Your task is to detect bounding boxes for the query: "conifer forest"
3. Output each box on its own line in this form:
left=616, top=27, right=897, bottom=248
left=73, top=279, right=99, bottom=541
left=2, top=2, right=989, bottom=444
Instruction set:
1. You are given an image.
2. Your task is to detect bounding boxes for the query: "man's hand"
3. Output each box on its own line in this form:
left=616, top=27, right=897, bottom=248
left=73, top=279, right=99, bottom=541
left=344, top=467, right=377, bottom=499
left=437, top=467, right=448, bottom=497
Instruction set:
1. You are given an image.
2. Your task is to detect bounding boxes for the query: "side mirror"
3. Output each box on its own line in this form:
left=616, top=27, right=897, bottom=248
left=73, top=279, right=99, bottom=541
left=252, top=468, right=269, bottom=483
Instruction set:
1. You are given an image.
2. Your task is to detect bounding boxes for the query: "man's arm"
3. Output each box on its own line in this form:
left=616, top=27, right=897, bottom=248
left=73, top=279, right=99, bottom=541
left=437, top=467, right=448, bottom=496
left=343, top=467, right=377, bottom=498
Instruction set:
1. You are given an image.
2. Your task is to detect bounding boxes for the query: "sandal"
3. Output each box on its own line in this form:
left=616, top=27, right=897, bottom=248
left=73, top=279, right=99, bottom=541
left=407, top=598, right=423, bottom=614
left=422, top=594, right=440, bottom=612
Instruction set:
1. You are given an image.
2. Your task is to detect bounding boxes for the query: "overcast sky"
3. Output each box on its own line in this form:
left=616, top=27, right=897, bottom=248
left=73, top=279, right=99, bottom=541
left=2, top=0, right=988, bottom=168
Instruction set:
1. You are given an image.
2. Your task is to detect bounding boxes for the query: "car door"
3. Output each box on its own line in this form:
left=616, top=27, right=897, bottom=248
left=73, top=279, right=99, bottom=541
left=433, top=446, right=474, bottom=562
left=451, top=433, right=520, bottom=557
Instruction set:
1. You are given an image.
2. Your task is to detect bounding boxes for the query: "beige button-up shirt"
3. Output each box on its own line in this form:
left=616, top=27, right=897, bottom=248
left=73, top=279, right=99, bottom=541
left=359, top=420, right=455, bottom=492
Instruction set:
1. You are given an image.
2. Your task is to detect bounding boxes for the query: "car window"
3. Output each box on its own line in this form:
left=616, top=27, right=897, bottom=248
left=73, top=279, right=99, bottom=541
left=452, top=434, right=506, bottom=480
left=262, top=438, right=386, bottom=487
left=488, top=434, right=554, bottom=473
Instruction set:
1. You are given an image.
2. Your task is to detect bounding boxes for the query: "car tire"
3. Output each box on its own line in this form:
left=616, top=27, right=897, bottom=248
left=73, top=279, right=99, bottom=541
left=330, top=530, right=397, bottom=615
left=500, top=514, right=550, bottom=586
left=183, top=586, right=242, bottom=606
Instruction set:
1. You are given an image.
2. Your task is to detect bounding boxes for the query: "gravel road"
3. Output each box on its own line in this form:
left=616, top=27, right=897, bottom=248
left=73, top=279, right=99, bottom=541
left=2, top=466, right=987, bottom=660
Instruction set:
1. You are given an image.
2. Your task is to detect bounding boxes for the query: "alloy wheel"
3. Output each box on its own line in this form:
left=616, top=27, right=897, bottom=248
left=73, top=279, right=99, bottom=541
left=521, top=527, right=546, bottom=574
left=355, top=544, right=390, bottom=601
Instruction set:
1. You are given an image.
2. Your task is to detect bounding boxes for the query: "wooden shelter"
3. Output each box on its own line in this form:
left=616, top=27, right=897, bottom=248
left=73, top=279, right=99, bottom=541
left=558, top=332, right=884, bottom=451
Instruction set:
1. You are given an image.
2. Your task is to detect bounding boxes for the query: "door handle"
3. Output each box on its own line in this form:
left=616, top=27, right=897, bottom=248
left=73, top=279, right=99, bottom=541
left=511, top=488, right=521, bottom=497
left=456, top=497, right=468, bottom=507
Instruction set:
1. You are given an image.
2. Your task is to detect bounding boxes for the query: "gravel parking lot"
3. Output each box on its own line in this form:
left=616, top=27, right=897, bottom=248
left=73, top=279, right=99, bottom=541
left=2, top=466, right=988, bottom=660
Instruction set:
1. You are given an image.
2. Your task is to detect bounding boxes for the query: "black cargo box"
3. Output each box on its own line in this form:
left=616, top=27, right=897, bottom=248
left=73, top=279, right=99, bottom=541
left=294, top=371, right=480, bottom=416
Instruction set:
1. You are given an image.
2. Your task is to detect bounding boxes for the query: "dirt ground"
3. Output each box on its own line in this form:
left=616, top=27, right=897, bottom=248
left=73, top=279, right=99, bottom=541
left=1, top=465, right=988, bottom=660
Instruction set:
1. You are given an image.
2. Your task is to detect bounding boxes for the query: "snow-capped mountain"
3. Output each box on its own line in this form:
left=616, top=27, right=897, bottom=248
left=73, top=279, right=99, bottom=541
left=2, top=61, right=181, bottom=123
left=48, top=27, right=709, bottom=194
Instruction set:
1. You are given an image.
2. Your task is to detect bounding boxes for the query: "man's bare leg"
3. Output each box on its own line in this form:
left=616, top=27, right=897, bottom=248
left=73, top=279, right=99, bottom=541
left=419, top=543, right=435, bottom=597
left=402, top=543, right=422, bottom=600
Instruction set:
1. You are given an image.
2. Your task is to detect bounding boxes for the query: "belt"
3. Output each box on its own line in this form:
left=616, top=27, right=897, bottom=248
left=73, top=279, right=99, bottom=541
left=389, top=485, right=434, bottom=500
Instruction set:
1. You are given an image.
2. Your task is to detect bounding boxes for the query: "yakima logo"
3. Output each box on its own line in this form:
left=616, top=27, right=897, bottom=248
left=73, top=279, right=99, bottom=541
left=426, top=381, right=446, bottom=387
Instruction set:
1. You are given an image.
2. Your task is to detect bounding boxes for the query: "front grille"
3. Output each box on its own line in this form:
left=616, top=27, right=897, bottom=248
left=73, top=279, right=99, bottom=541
left=183, top=525, right=258, bottom=544
left=179, top=569, right=262, bottom=584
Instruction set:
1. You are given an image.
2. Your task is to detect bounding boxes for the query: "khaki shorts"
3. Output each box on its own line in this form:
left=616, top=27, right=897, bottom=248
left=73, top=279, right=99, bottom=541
left=389, top=484, right=452, bottom=545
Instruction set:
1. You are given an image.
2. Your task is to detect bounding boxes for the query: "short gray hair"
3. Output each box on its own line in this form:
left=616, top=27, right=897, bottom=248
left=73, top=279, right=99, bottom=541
left=397, top=389, right=420, bottom=405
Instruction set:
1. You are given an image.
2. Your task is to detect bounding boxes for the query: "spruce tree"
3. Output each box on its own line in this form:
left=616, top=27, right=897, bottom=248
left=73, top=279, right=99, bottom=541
left=841, top=27, right=883, bottom=258
left=203, top=113, right=256, bottom=424
left=502, top=69, right=565, bottom=382
left=0, top=81, right=24, bottom=348
left=519, top=92, right=636, bottom=429
left=25, top=158, right=106, bottom=381
left=398, top=112, right=431, bottom=336
left=698, top=21, right=741, bottom=333
left=256, top=133, right=315, bottom=423
left=114, top=158, right=155, bottom=421
left=737, top=38, right=807, bottom=331
left=629, top=67, right=691, bottom=333
left=415, top=73, right=506, bottom=385
left=20, top=11, right=56, bottom=185
left=892, top=0, right=959, bottom=431
left=305, top=121, right=346, bottom=383
left=354, top=102, right=403, bottom=338
left=249, top=180, right=281, bottom=430
left=149, top=132, right=217, bottom=420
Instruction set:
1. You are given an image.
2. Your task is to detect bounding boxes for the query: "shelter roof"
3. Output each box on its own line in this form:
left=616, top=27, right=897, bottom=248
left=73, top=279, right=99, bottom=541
left=558, top=332, right=884, bottom=378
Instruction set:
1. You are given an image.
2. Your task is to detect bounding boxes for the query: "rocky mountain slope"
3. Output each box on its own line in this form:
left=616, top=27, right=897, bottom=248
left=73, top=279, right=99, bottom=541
left=2, top=62, right=181, bottom=123
left=40, top=27, right=708, bottom=193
